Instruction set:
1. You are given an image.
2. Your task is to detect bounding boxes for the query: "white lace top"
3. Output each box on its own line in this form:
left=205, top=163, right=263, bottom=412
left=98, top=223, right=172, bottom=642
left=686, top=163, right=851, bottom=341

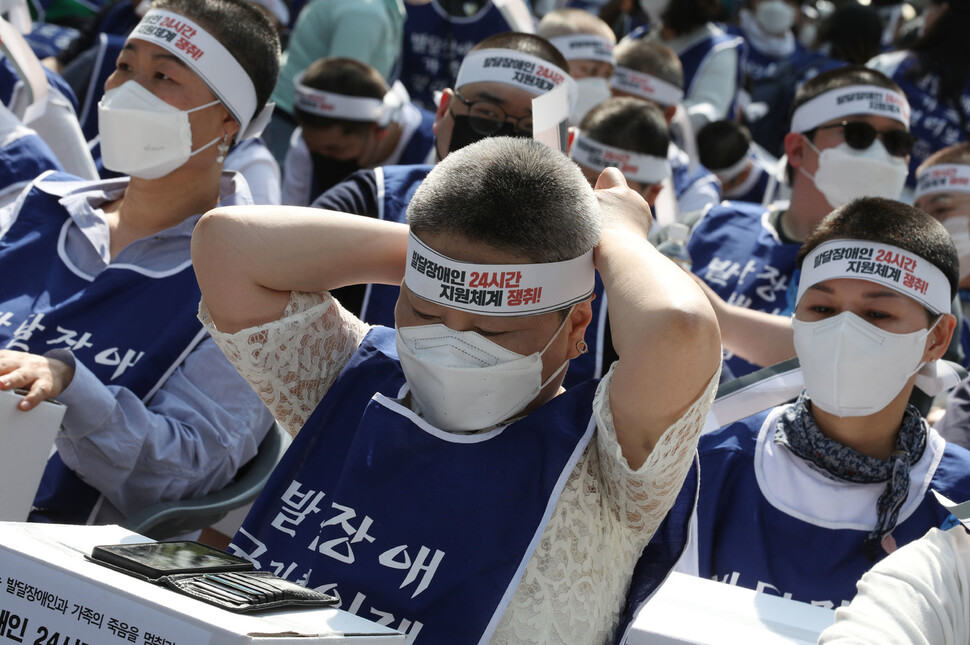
left=200, top=292, right=718, bottom=645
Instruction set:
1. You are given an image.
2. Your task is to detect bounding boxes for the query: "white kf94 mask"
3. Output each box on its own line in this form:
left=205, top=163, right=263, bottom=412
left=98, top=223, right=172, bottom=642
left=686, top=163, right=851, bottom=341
left=802, top=139, right=908, bottom=209
left=98, top=81, right=223, bottom=180
left=792, top=311, right=938, bottom=417
left=395, top=312, right=572, bottom=432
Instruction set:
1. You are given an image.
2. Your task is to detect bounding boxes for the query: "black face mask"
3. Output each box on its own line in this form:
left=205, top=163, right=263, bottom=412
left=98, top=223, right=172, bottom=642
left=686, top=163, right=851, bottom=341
left=311, top=153, right=361, bottom=196
left=443, top=115, right=531, bottom=156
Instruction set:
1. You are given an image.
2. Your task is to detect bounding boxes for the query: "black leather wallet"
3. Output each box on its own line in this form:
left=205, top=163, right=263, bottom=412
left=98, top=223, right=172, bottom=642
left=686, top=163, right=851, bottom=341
left=88, top=542, right=337, bottom=613
left=160, top=571, right=337, bottom=613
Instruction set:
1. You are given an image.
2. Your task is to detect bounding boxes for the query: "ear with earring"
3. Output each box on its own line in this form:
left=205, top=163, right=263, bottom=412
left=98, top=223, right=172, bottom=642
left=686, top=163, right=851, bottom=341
left=216, top=133, right=230, bottom=163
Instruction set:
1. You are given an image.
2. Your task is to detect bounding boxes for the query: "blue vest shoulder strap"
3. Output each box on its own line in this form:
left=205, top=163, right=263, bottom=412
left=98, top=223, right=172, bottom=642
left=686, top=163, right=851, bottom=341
left=79, top=34, right=126, bottom=143
left=399, top=109, right=436, bottom=165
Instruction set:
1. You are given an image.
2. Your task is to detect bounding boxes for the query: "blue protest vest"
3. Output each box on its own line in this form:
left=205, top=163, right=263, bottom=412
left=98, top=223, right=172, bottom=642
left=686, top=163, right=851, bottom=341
left=691, top=406, right=970, bottom=608
left=0, top=173, right=208, bottom=523
left=23, top=22, right=80, bottom=60
left=358, top=164, right=433, bottom=329
left=613, top=454, right=699, bottom=644
left=231, top=326, right=597, bottom=643
left=677, top=30, right=745, bottom=120
left=885, top=53, right=970, bottom=187
left=687, top=201, right=800, bottom=377
left=726, top=24, right=817, bottom=155
left=399, top=1, right=526, bottom=110
left=0, top=130, right=62, bottom=191
left=0, top=56, right=79, bottom=115
left=671, top=152, right=721, bottom=210
left=358, top=164, right=611, bottom=387
left=399, top=108, right=437, bottom=165
left=724, top=157, right=772, bottom=205
left=725, top=24, right=814, bottom=84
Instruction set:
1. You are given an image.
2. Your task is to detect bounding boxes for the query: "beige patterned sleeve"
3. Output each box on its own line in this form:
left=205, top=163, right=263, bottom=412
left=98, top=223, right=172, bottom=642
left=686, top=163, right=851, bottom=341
left=593, top=363, right=720, bottom=537
left=199, top=291, right=371, bottom=436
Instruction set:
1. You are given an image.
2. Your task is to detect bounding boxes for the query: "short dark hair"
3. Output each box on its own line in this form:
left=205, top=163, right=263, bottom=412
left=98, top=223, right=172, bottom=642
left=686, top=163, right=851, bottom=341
left=408, top=137, right=600, bottom=263
left=580, top=96, right=669, bottom=157
left=468, top=32, right=570, bottom=73
left=293, top=57, right=388, bottom=136
left=797, top=197, right=959, bottom=302
left=661, top=0, right=718, bottom=35
left=154, top=0, right=280, bottom=120
left=815, top=3, right=882, bottom=65
left=613, top=39, right=684, bottom=90
left=697, top=120, right=750, bottom=170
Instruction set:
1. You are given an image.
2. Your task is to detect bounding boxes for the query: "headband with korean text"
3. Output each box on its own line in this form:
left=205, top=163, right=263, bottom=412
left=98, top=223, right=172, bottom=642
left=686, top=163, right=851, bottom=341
left=454, top=48, right=578, bottom=108
left=130, top=9, right=272, bottom=140
left=798, top=239, right=951, bottom=314
left=790, top=85, right=910, bottom=134
left=570, top=132, right=671, bottom=184
left=403, top=232, right=595, bottom=316
left=293, top=73, right=405, bottom=127
left=915, top=164, right=970, bottom=200
left=609, top=66, right=683, bottom=106
left=548, top=34, right=615, bottom=64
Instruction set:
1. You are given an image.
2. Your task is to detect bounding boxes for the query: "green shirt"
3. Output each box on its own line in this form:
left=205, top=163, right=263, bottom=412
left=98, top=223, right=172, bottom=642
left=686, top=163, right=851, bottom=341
left=271, top=0, right=406, bottom=116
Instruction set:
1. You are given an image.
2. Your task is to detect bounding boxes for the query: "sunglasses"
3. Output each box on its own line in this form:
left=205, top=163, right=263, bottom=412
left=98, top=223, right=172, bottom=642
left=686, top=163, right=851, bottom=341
left=811, top=121, right=915, bottom=158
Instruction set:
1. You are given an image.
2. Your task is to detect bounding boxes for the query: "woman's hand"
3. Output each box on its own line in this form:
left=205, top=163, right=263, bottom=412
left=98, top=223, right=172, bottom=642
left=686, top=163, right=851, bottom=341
left=0, top=350, right=74, bottom=410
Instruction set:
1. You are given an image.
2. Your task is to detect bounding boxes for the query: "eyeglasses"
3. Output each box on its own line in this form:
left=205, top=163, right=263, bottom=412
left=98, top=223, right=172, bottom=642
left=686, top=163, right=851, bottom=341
left=453, top=91, right=534, bottom=137
left=810, top=120, right=916, bottom=158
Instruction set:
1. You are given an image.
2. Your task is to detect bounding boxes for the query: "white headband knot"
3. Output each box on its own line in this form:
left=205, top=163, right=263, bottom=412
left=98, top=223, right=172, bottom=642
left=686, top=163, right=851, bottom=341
left=790, top=85, right=910, bottom=134
left=570, top=132, right=671, bottom=184
left=798, top=240, right=951, bottom=315
left=403, top=232, right=594, bottom=316
left=130, top=9, right=273, bottom=140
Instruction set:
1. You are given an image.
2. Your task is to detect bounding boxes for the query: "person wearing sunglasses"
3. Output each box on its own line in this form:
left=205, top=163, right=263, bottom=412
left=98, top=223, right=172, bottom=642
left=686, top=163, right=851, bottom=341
left=308, top=33, right=578, bottom=329
left=686, top=65, right=915, bottom=379
left=678, top=196, right=970, bottom=608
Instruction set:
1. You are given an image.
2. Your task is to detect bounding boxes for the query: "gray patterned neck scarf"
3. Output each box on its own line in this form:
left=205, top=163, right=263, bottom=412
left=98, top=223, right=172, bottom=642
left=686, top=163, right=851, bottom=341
left=774, top=392, right=927, bottom=561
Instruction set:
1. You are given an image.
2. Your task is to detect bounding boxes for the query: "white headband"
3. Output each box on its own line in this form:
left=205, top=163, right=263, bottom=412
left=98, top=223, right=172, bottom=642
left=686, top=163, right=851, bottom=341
left=798, top=240, right=951, bottom=315
left=454, top=48, right=578, bottom=110
left=403, top=232, right=595, bottom=316
left=915, top=164, right=970, bottom=200
left=293, top=73, right=405, bottom=127
left=711, top=152, right=751, bottom=183
left=570, top=132, right=671, bottom=184
left=790, top=85, right=910, bottom=134
left=548, top=34, right=615, bottom=64
left=610, top=66, right=683, bottom=106
left=130, top=9, right=272, bottom=140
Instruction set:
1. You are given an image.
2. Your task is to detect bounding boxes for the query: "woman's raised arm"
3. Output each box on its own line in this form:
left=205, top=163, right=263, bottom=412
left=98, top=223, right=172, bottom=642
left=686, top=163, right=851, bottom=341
left=192, top=206, right=408, bottom=333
